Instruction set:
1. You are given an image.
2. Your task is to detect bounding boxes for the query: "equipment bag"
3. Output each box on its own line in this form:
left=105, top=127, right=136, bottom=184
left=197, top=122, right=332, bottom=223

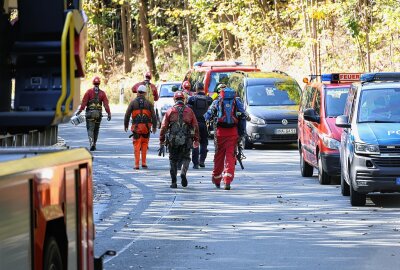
left=132, top=98, right=151, bottom=134
left=169, top=106, right=189, bottom=146
left=216, top=88, right=238, bottom=128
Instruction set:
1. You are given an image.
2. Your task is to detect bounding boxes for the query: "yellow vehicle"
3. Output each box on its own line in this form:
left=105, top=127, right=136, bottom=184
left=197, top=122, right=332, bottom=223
left=0, top=1, right=113, bottom=269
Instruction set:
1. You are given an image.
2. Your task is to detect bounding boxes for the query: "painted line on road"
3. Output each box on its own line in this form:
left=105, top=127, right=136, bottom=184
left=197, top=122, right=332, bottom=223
left=104, top=194, right=178, bottom=264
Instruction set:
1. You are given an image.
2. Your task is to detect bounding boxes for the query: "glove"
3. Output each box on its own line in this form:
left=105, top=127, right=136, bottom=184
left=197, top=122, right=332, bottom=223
left=107, top=114, right=111, bottom=121
left=193, top=141, right=199, bottom=148
left=158, top=144, right=165, bottom=157
left=76, top=110, right=81, bottom=116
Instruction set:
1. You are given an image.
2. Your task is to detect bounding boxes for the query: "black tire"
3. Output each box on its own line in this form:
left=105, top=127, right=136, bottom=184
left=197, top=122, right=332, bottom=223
left=350, top=179, right=366, bottom=206
left=242, top=136, right=253, bottom=150
left=341, top=170, right=350, bottom=196
left=318, top=152, right=330, bottom=185
left=300, top=147, right=313, bottom=177
left=43, top=237, right=63, bottom=270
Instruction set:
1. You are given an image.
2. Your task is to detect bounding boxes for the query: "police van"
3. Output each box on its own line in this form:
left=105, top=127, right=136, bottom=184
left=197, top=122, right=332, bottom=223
left=336, top=72, right=400, bottom=206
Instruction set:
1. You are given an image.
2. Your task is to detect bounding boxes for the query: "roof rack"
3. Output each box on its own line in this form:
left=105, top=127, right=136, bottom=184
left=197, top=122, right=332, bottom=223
left=361, top=72, right=400, bottom=83
left=272, top=70, right=289, bottom=76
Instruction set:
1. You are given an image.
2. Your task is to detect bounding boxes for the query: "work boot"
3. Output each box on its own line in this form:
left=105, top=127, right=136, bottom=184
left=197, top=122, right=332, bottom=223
left=170, top=182, right=178, bottom=188
left=142, top=165, right=148, bottom=169
left=224, top=183, right=231, bottom=190
left=199, top=163, right=205, bottom=168
left=170, top=174, right=177, bottom=188
left=212, top=178, right=220, bottom=188
left=90, top=145, right=96, bottom=151
left=193, top=164, right=199, bottom=169
left=181, top=174, right=188, bottom=187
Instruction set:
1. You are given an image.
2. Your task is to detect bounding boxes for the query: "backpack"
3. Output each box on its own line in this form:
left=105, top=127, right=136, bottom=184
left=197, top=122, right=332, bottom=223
left=131, top=97, right=151, bottom=135
left=192, top=95, right=210, bottom=121
left=169, top=105, right=190, bottom=147
left=216, top=88, right=238, bottom=128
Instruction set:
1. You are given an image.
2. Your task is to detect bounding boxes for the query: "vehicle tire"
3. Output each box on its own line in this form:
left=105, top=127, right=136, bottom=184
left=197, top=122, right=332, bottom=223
left=318, top=152, right=330, bottom=185
left=300, top=147, right=313, bottom=177
left=242, top=136, right=253, bottom=150
left=340, top=170, right=350, bottom=196
left=350, top=178, right=366, bottom=206
left=43, top=237, right=63, bottom=270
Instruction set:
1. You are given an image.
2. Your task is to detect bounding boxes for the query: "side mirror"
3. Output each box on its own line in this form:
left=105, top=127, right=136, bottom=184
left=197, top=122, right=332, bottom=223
left=335, top=115, right=351, bottom=128
left=303, top=108, right=320, bottom=123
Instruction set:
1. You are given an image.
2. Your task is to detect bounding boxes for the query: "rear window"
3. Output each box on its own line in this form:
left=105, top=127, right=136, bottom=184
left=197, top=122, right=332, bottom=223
left=325, top=87, right=349, bottom=117
left=246, top=82, right=301, bottom=106
left=159, top=83, right=180, bottom=97
left=208, top=72, right=233, bottom=93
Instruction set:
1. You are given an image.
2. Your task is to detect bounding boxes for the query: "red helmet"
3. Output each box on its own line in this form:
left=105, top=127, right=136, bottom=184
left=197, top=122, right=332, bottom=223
left=92, top=76, right=101, bottom=85
left=174, top=91, right=185, bottom=100
left=182, top=81, right=191, bottom=91
left=144, top=72, right=152, bottom=80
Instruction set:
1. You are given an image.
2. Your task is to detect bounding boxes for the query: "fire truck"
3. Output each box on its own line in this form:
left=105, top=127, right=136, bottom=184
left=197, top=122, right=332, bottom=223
left=0, top=1, right=113, bottom=269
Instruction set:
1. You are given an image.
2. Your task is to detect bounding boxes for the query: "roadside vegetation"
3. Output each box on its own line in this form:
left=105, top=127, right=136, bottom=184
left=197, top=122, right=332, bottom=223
left=82, top=0, right=400, bottom=103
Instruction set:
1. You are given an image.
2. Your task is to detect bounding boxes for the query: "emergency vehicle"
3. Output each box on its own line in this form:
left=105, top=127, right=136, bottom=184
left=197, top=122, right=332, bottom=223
left=336, top=72, right=400, bottom=206
left=184, top=61, right=260, bottom=96
left=298, top=73, right=361, bottom=185
left=0, top=1, right=113, bottom=269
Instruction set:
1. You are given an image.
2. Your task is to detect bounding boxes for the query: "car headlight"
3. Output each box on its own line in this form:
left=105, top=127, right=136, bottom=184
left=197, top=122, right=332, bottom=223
left=322, top=136, right=340, bottom=150
left=250, top=115, right=265, bottom=125
left=355, top=143, right=380, bottom=155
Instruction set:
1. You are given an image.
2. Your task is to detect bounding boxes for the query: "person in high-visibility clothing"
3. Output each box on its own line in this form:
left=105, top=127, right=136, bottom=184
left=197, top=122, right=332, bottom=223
left=132, top=72, right=159, bottom=104
left=76, top=76, right=111, bottom=151
left=124, top=85, right=157, bottom=170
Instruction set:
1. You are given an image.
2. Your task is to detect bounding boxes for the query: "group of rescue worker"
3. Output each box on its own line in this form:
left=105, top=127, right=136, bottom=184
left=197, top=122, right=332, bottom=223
left=77, top=73, right=248, bottom=190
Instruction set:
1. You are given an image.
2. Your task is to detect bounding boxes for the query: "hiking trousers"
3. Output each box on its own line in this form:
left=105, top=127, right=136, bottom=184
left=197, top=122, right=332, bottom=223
left=86, top=119, right=101, bottom=148
left=169, top=145, right=191, bottom=183
left=212, top=134, right=238, bottom=185
left=192, top=122, right=208, bottom=166
left=133, top=136, right=149, bottom=168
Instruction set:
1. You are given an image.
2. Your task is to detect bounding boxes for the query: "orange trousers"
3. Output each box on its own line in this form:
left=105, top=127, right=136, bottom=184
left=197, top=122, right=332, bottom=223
left=133, top=136, right=149, bottom=168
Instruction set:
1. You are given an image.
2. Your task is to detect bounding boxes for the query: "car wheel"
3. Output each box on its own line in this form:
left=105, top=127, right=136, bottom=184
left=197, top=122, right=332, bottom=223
left=340, top=169, right=350, bottom=196
left=350, top=177, right=366, bottom=206
left=242, top=136, right=253, bottom=150
left=318, top=152, right=330, bottom=185
left=43, top=237, right=63, bottom=270
left=300, top=147, right=313, bottom=177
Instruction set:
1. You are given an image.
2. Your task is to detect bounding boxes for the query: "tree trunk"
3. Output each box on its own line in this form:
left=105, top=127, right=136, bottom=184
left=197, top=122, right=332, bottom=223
left=138, top=0, right=159, bottom=80
left=177, top=24, right=185, bottom=57
left=184, top=0, right=193, bottom=69
left=121, top=3, right=132, bottom=73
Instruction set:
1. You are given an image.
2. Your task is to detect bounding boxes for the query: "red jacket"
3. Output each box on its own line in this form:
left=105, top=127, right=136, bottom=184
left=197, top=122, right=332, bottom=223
left=159, top=103, right=199, bottom=144
left=79, top=88, right=111, bottom=115
left=132, top=81, right=159, bottom=102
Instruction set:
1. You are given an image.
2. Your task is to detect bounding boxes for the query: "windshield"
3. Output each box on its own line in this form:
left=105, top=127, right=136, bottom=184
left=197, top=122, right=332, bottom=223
left=246, top=83, right=301, bottom=106
left=325, top=87, right=349, bottom=117
left=208, top=72, right=233, bottom=93
left=159, top=83, right=180, bottom=97
left=358, top=88, right=400, bottom=123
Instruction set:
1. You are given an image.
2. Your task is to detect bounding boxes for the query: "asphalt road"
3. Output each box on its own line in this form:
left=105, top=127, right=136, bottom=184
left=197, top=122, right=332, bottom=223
left=59, top=112, right=400, bottom=270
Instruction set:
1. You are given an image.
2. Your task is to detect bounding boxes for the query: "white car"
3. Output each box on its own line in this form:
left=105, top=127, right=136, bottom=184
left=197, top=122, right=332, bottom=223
left=155, top=81, right=181, bottom=128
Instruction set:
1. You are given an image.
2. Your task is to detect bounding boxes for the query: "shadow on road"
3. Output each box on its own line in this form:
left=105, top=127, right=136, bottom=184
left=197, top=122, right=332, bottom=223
left=250, top=143, right=298, bottom=151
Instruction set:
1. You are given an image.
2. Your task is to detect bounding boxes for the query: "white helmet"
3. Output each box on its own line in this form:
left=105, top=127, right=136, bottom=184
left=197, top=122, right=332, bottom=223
left=138, top=85, right=147, bottom=93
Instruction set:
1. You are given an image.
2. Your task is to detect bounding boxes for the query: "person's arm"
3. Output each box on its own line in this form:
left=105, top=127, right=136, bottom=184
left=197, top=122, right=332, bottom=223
left=101, top=91, right=111, bottom=115
left=78, top=90, right=90, bottom=113
left=124, top=102, right=134, bottom=131
left=149, top=103, right=157, bottom=131
left=191, top=110, right=200, bottom=142
left=159, top=110, right=171, bottom=144
left=151, top=84, right=159, bottom=101
left=204, top=100, right=218, bottom=121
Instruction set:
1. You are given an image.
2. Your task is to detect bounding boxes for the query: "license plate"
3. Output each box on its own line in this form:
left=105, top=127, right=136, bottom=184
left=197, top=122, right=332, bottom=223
left=396, top=178, right=400, bottom=185
left=274, top=128, right=297, bottom=135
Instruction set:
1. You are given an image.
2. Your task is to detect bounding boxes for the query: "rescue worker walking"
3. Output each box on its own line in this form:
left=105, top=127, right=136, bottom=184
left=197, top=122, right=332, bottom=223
left=187, top=82, right=213, bottom=169
left=159, top=91, right=199, bottom=188
left=124, top=85, right=157, bottom=170
left=76, top=76, right=111, bottom=151
left=204, top=87, right=245, bottom=190
left=132, top=72, right=159, bottom=104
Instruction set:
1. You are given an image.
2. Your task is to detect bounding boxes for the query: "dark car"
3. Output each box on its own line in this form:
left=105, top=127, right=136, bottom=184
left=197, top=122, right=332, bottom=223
left=228, top=71, right=301, bottom=149
left=336, top=72, right=400, bottom=206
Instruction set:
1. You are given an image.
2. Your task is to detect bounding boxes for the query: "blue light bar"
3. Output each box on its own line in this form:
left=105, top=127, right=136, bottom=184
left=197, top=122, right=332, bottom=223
left=193, top=61, right=203, bottom=67
left=321, top=74, right=332, bottom=82
left=361, top=72, right=400, bottom=82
